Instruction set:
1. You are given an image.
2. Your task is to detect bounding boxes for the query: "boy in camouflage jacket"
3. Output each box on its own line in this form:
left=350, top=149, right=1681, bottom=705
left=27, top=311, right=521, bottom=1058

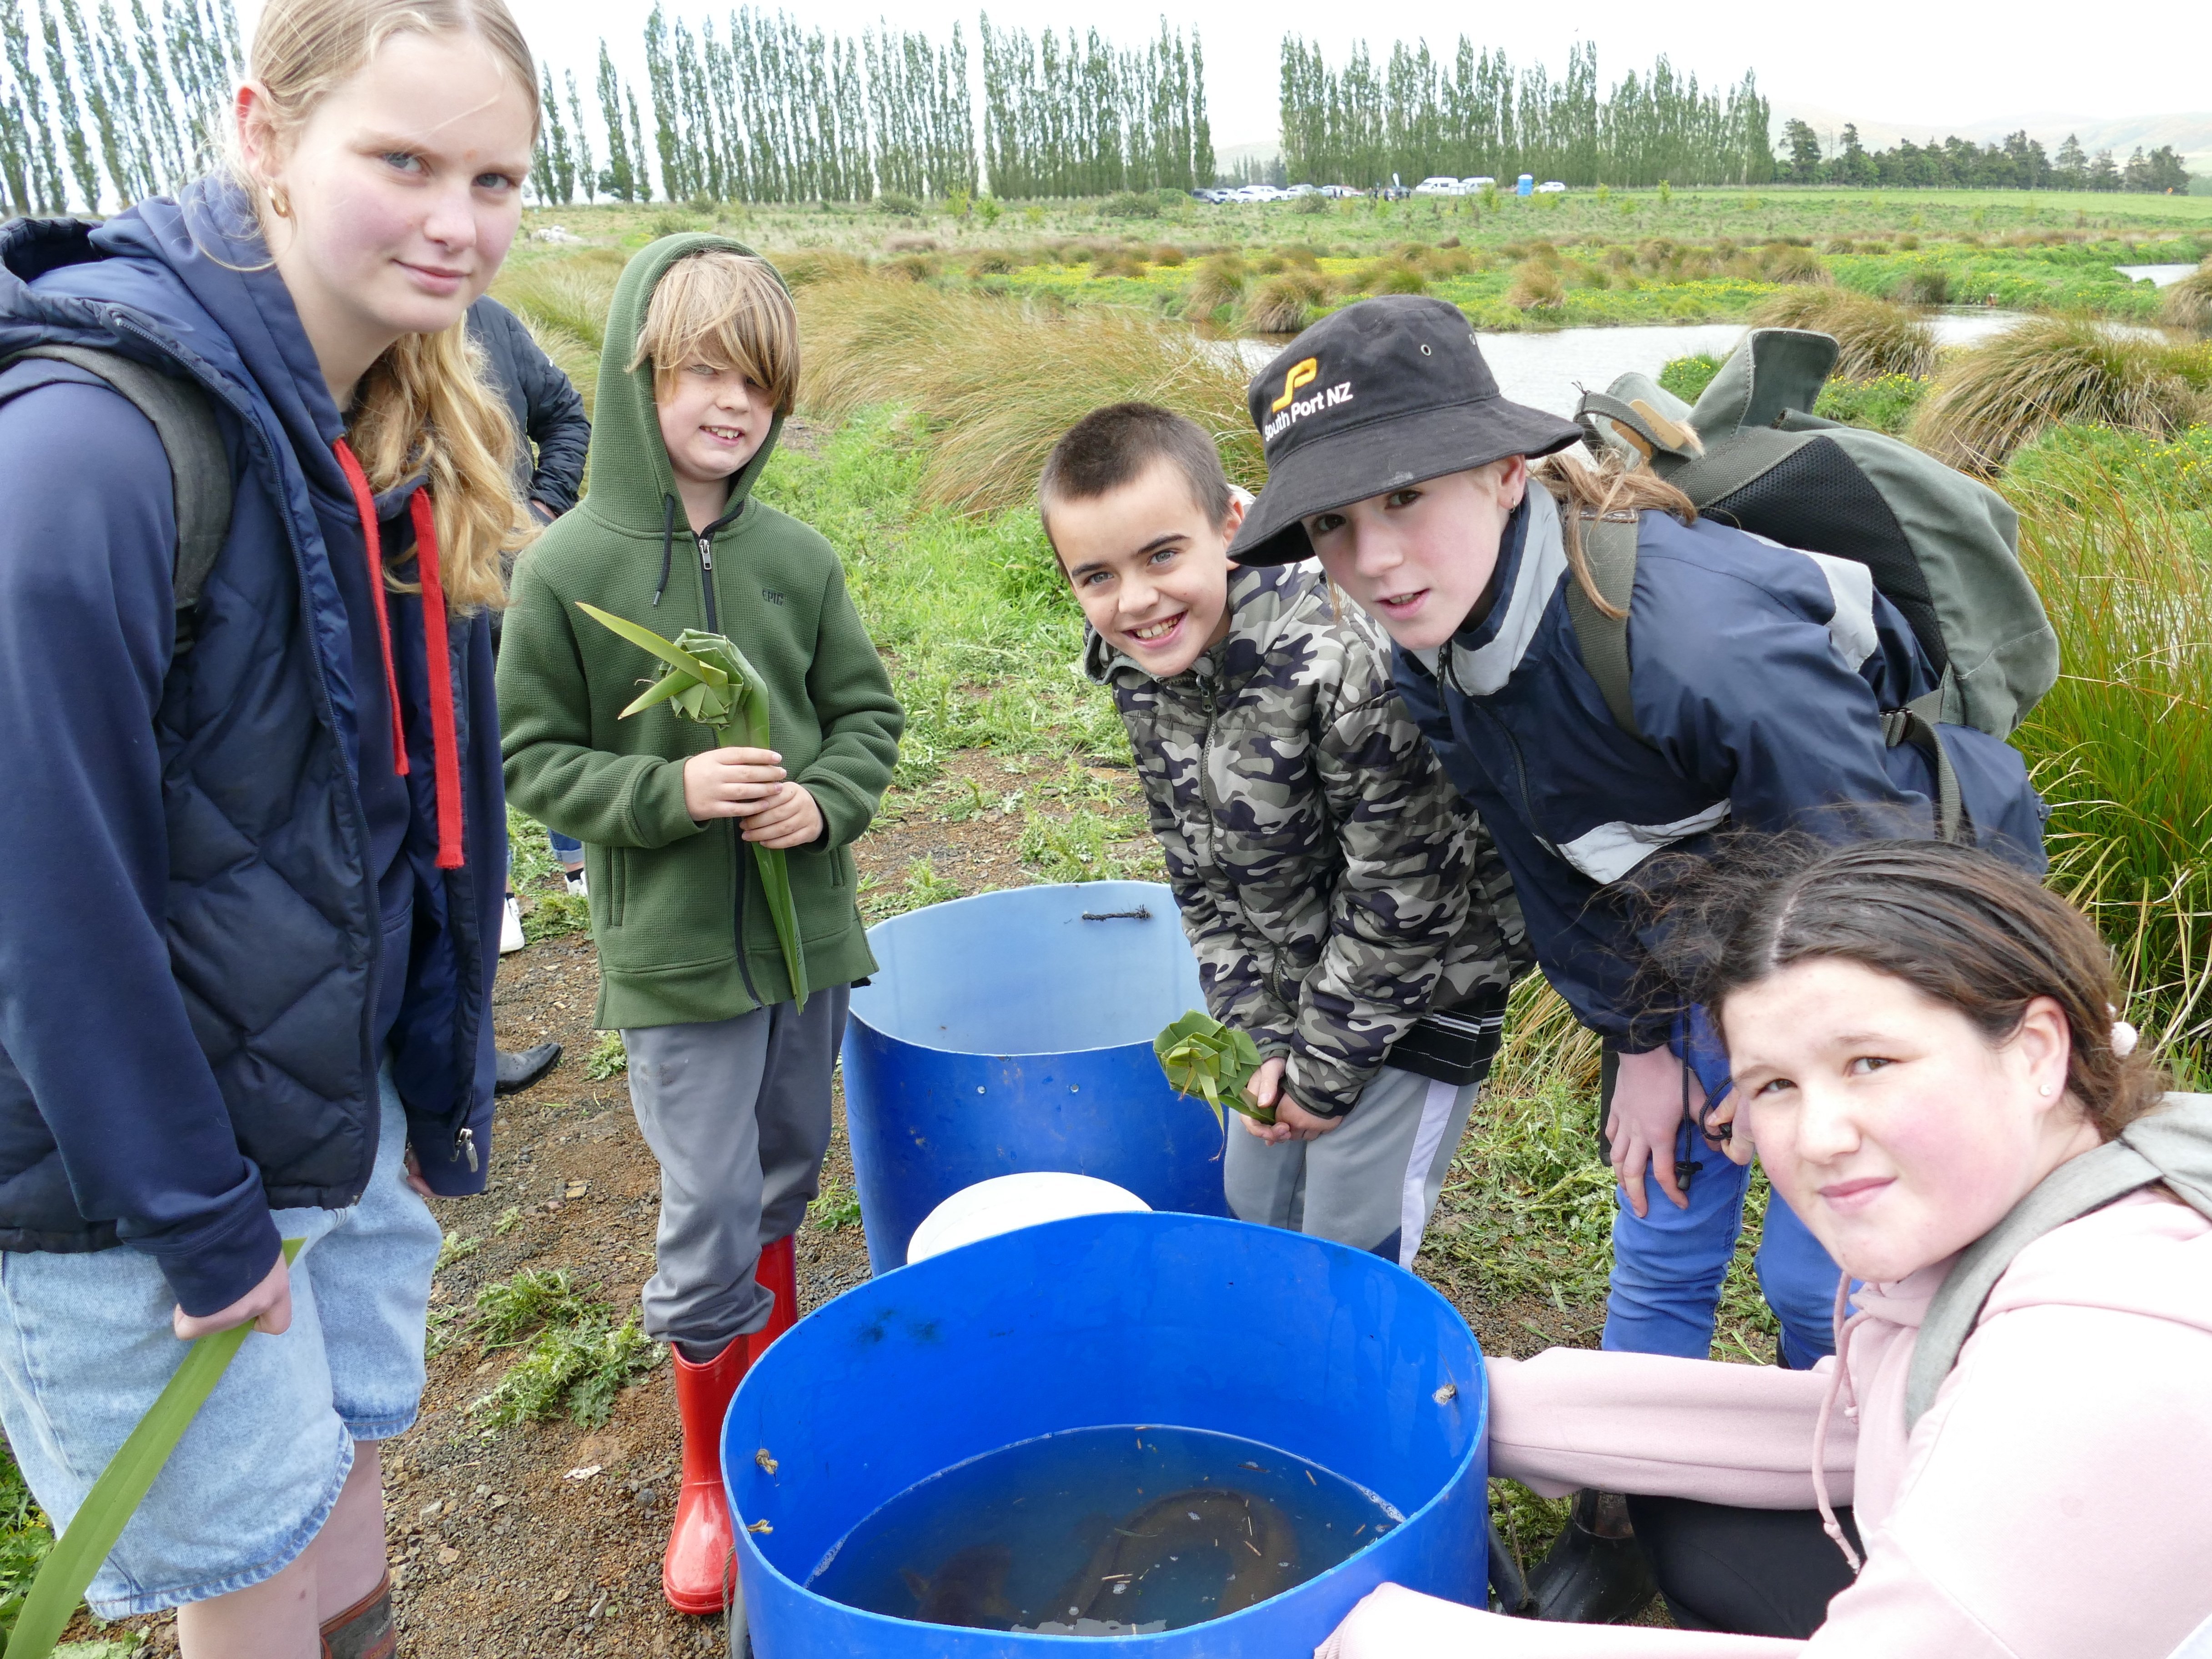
left=1041, top=403, right=1527, bottom=1266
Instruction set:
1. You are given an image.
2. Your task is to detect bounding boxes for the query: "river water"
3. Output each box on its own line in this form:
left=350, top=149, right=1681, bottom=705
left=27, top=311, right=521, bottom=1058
left=2116, top=264, right=2200, bottom=287
left=1230, top=313, right=2026, bottom=417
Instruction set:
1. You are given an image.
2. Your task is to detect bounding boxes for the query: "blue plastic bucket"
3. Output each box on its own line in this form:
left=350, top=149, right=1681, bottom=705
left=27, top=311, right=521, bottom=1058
left=725, top=1210, right=1489, bottom=1656
left=842, top=883, right=1231, bottom=1274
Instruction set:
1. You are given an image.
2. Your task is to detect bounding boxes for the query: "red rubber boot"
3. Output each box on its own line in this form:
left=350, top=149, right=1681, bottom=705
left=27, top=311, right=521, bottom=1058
left=663, top=1336, right=753, bottom=1615
left=755, top=1234, right=799, bottom=1345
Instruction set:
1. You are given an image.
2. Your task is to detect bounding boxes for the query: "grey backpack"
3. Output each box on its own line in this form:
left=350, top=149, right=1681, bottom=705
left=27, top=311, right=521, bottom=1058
left=1905, top=1091, right=2212, bottom=1429
left=0, top=344, right=231, bottom=651
left=1570, top=328, right=2059, bottom=838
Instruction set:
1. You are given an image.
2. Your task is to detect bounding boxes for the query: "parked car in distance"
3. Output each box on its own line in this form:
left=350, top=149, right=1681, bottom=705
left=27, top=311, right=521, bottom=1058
left=1282, top=182, right=1320, bottom=197
left=1318, top=183, right=1361, bottom=199
left=1413, top=176, right=1463, bottom=196
left=1536, top=180, right=1568, bottom=194
left=1190, top=188, right=1229, bottom=203
left=1462, top=176, right=1496, bottom=192
left=1375, top=184, right=1412, bottom=201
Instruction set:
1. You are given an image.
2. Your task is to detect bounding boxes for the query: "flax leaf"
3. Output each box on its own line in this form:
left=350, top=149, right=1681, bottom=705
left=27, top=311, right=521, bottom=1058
left=1154, top=1010, right=1272, bottom=1128
left=1, top=1239, right=305, bottom=1659
left=576, top=609, right=811, bottom=1011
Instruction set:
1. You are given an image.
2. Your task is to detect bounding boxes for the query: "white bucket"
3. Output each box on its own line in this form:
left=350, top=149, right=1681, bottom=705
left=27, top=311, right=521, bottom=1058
left=905, top=1172, right=1152, bottom=1265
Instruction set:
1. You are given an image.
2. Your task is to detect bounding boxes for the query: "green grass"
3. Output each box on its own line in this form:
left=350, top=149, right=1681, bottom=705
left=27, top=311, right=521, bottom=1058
left=583, top=1031, right=628, bottom=1080
left=464, top=1269, right=665, bottom=1430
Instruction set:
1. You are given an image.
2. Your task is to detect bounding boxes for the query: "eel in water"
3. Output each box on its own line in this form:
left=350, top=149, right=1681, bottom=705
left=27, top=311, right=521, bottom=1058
left=900, top=1542, right=1021, bottom=1629
left=1051, top=1488, right=1298, bottom=1624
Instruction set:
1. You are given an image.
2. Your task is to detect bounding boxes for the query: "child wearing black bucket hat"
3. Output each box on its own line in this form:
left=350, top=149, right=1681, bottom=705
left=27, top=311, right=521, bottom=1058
left=1229, top=295, right=2051, bottom=1621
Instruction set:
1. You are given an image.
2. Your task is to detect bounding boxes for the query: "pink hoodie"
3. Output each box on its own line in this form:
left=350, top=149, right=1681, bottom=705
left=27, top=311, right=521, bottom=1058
left=1319, top=1192, right=2212, bottom=1657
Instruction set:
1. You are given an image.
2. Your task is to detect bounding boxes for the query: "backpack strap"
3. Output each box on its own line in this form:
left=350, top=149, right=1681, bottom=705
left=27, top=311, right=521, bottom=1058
left=1879, top=694, right=1966, bottom=844
left=6, top=345, right=231, bottom=653
left=1905, top=1093, right=2212, bottom=1432
left=1561, top=513, right=1647, bottom=744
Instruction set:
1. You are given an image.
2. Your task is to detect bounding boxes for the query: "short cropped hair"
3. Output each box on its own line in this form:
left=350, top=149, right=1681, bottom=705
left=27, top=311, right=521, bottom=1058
left=629, top=249, right=800, bottom=415
left=1038, top=402, right=1233, bottom=546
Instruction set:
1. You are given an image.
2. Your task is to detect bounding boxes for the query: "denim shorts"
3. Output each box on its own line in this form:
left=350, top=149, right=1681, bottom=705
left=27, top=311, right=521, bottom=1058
left=0, top=1068, right=443, bottom=1616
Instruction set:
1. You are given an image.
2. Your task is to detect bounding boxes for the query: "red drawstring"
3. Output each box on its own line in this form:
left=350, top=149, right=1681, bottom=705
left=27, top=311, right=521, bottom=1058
left=332, top=439, right=466, bottom=871
left=408, top=490, right=466, bottom=870
left=333, top=440, right=409, bottom=776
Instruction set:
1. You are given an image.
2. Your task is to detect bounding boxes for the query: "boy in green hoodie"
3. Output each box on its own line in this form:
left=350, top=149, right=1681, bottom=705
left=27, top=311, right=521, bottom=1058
left=498, top=237, right=903, bottom=1615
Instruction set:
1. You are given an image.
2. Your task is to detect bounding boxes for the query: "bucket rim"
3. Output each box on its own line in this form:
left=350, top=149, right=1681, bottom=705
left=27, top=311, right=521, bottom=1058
left=724, top=1210, right=1488, bottom=1644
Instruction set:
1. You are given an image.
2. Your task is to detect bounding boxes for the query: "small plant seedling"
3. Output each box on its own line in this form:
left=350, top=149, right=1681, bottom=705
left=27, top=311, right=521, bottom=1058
left=808, top=1178, right=864, bottom=1232
left=434, top=1234, right=481, bottom=1273
left=1155, top=1011, right=1272, bottom=1128
left=471, top=1268, right=597, bottom=1351
left=493, top=1205, right=523, bottom=1237
left=585, top=1031, right=628, bottom=1081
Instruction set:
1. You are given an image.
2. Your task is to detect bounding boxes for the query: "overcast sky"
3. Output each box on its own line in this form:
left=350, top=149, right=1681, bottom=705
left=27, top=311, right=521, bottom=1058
left=242, top=0, right=2207, bottom=150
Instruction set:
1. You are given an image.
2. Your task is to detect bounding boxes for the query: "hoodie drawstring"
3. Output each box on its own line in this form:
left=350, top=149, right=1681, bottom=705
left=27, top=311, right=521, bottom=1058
left=1811, top=1274, right=1865, bottom=1575
left=408, top=491, right=465, bottom=870
left=333, top=439, right=466, bottom=872
left=653, top=494, right=676, bottom=607
left=333, top=440, right=409, bottom=775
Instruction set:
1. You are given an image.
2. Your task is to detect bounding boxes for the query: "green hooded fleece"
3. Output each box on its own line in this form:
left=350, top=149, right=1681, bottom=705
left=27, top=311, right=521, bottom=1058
left=498, top=234, right=904, bottom=1029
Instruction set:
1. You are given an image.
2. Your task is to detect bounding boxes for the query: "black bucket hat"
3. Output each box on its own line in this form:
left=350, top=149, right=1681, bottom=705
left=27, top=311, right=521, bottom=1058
left=1228, top=296, right=1584, bottom=567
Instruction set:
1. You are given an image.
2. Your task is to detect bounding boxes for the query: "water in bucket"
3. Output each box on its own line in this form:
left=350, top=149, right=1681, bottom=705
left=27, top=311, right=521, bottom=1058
left=805, top=1424, right=1403, bottom=1636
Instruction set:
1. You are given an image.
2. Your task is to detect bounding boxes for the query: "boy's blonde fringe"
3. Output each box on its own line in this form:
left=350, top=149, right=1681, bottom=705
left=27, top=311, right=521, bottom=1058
left=1533, top=448, right=1698, bottom=621
left=629, top=249, right=801, bottom=416
left=229, top=0, right=541, bottom=613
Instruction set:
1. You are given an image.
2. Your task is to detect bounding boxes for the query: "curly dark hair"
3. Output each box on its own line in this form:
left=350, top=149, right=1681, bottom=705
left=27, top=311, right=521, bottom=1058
left=1640, top=834, right=2166, bottom=1140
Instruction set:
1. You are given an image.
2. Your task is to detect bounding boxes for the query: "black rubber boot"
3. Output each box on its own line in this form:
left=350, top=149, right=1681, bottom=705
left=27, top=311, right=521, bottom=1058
left=1525, top=1490, right=1659, bottom=1624
left=494, top=1041, right=562, bottom=1095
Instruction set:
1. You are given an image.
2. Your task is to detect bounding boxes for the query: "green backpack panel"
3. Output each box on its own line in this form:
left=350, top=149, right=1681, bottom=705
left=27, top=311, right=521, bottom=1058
left=1573, top=327, right=2058, bottom=744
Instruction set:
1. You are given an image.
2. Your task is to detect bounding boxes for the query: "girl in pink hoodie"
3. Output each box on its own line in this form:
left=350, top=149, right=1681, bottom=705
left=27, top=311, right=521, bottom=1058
left=1322, top=837, right=2212, bottom=1657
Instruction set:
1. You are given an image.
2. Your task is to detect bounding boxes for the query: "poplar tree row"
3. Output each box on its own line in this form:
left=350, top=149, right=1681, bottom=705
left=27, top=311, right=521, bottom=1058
left=977, top=18, right=1212, bottom=200
left=533, top=8, right=1214, bottom=206
left=1278, top=38, right=1775, bottom=191
left=1, top=0, right=238, bottom=217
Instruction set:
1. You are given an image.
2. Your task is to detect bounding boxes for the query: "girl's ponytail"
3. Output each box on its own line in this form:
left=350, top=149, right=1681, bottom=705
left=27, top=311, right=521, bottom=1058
left=1532, top=448, right=1699, bottom=623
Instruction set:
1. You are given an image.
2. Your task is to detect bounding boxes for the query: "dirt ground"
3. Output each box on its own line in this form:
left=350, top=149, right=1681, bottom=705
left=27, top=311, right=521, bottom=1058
left=88, top=753, right=1609, bottom=1656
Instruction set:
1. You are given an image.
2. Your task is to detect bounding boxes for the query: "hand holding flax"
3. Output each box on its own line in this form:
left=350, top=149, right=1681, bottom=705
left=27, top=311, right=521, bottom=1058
left=1242, top=1057, right=1344, bottom=1145
left=576, top=603, right=810, bottom=1009
left=1156, top=1010, right=1273, bottom=1130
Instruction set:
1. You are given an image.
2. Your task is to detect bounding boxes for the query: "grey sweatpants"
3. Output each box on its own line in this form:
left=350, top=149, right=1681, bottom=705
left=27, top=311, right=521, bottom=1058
left=621, top=987, right=849, bottom=1351
left=1223, top=1065, right=1480, bottom=1268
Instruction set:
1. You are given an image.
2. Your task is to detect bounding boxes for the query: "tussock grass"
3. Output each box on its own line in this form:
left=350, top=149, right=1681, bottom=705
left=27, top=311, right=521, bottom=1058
left=1242, top=271, right=1326, bottom=333
left=1749, top=287, right=1938, bottom=381
left=2005, top=426, right=2212, bottom=1064
left=1507, top=261, right=1566, bottom=310
left=1889, top=263, right=1951, bottom=306
left=1182, top=253, right=1247, bottom=319
left=793, top=279, right=1260, bottom=515
left=1912, top=317, right=2212, bottom=473
left=2162, top=265, right=2212, bottom=337
left=775, top=248, right=869, bottom=287
left=493, top=250, right=627, bottom=413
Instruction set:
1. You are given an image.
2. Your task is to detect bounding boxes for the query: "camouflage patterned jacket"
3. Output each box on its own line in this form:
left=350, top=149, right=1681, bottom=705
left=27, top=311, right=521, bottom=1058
left=1085, top=563, right=1526, bottom=1118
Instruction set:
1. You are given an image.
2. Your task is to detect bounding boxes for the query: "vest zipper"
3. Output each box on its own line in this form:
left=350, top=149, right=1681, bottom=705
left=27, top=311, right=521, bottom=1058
left=1468, top=697, right=1555, bottom=858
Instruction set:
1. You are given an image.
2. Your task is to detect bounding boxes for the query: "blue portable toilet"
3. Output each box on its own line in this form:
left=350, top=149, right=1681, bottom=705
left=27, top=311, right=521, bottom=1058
left=726, top=1210, right=1493, bottom=1656
left=1515, top=173, right=1534, bottom=196
left=841, top=882, right=1232, bottom=1274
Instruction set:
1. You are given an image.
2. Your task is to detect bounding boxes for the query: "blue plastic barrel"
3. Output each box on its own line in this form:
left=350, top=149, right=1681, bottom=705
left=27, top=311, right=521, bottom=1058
left=842, top=883, right=1230, bottom=1274
left=726, top=1210, right=1489, bottom=1656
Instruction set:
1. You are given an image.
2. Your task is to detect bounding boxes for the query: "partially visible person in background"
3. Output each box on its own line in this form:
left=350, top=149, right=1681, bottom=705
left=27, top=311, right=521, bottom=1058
left=471, top=293, right=591, bottom=1093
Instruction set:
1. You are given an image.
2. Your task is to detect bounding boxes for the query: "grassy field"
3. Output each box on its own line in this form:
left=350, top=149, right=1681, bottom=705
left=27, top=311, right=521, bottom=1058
left=506, top=188, right=2211, bottom=338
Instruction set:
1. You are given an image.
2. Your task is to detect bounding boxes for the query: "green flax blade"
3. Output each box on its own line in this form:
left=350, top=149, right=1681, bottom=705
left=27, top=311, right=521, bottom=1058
left=576, top=608, right=810, bottom=1011
left=2, top=1240, right=305, bottom=1659
left=1154, top=1011, right=1272, bottom=1127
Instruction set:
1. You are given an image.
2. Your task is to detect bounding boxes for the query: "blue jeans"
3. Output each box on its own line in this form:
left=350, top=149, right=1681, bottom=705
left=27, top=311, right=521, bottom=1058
left=548, top=829, right=582, bottom=861
left=1599, top=1015, right=1841, bottom=1369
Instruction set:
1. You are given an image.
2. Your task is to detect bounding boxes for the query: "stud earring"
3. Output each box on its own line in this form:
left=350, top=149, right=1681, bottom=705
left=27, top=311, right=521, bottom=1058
left=2038, top=1083, right=2054, bottom=1096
